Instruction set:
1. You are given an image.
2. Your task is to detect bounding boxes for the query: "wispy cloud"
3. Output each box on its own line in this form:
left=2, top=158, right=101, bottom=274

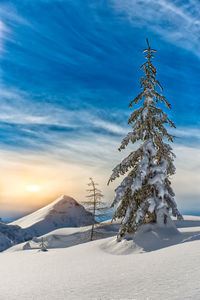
left=111, top=0, right=200, bottom=57
left=0, top=85, right=127, bottom=131
left=0, top=84, right=200, bottom=154
left=0, top=20, right=9, bottom=55
left=172, top=127, right=200, bottom=140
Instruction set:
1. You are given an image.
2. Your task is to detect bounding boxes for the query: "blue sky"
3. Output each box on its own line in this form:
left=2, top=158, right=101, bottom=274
left=0, top=0, right=200, bottom=218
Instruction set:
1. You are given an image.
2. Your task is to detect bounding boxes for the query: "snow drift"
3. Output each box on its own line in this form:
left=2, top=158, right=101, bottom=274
left=11, top=195, right=94, bottom=237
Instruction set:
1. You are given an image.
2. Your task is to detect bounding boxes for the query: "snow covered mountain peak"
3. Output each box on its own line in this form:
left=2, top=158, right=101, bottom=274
left=11, top=195, right=94, bottom=236
left=49, top=195, right=81, bottom=213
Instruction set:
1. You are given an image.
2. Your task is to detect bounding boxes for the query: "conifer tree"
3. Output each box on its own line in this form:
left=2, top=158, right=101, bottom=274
left=108, top=39, right=182, bottom=238
left=85, top=178, right=104, bottom=241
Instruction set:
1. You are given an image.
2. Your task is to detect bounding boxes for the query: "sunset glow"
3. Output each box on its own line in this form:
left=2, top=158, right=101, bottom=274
left=26, top=185, right=41, bottom=193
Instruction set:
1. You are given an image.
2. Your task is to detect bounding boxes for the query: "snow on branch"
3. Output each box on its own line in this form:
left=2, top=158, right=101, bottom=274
left=108, top=148, right=142, bottom=184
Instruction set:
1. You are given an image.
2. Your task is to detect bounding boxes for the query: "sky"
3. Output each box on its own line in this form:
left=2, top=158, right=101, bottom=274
left=0, top=0, right=200, bottom=219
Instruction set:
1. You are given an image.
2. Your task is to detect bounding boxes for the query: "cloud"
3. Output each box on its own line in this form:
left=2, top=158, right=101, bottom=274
left=0, top=20, right=9, bottom=54
left=173, top=144, right=200, bottom=211
left=90, top=119, right=127, bottom=135
left=172, top=127, right=200, bottom=140
left=111, top=0, right=200, bottom=57
left=0, top=4, right=29, bottom=26
left=0, top=84, right=199, bottom=162
left=0, top=85, right=130, bottom=163
left=0, top=85, right=127, bottom=130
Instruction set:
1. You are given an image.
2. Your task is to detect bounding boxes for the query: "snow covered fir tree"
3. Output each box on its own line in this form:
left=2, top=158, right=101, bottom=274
left=108, top=39, right=183, bottom=238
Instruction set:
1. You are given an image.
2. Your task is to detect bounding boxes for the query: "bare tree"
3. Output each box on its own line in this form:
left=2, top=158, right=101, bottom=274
left=85, top=177, right=105, bottom=241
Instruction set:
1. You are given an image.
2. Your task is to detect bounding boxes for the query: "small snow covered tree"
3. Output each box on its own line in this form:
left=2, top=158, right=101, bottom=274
left=108, top=39, right=182, bottom=238
left=85, top=178, right=105, bottom=241
left=39, top=237, right=47, bottom=252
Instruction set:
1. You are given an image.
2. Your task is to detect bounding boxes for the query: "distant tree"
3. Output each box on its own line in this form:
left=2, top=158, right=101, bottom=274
left=108, top=39, right=182, bottom=238
left=85, top=178, right=106, bottom=241
left=39, top=237, right=48, bottom=252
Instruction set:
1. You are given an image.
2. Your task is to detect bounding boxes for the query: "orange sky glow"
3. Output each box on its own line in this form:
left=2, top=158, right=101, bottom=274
left=0, top=149, right=114, bottom=217
left=0, top=143, right=200, bottom=218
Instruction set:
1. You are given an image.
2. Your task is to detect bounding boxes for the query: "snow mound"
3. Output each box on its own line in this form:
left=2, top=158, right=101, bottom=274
left=11, top=195, right=94, bottom=236
left=101, top=221, right=181, bottom=254
left=100, top=236, right=142, bottom=255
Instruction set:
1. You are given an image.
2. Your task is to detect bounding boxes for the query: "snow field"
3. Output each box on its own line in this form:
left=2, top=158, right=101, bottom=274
left=1, top=216, right=200, bottom=300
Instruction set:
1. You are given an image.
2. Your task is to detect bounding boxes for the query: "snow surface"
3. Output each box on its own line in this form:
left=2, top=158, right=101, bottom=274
left=1, top=215, right=200, bottom=299
left=10, top=195, right=94, bottom=236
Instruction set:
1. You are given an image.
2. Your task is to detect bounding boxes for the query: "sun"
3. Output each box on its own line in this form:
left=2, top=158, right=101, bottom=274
left=26, top=185, right=41, bottom=192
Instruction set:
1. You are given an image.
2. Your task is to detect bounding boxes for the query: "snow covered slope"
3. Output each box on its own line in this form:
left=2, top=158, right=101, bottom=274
left=1, top=216, right=200, bottom=299
left=11, top=195, right=94, bottom=236
left=6, top=220, right=119, bottom=252
left=0, top=222, right=31, bottom=252
left=7, top=215, right=200, bottom=253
